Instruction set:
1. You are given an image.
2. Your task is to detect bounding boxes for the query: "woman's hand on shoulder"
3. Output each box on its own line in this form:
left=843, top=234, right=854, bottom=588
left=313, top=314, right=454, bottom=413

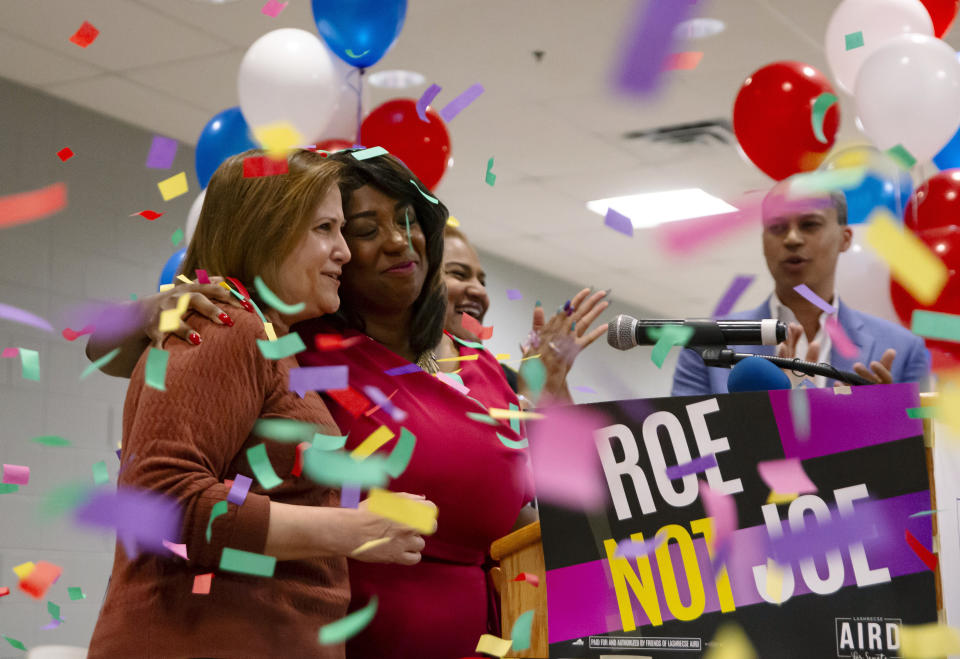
left=144, top=277, right=247, bottom=348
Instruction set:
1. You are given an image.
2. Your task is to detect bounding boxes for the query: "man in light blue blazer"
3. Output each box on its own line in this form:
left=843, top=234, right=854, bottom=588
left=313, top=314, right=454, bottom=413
left=672, top=185, right=930, bottom=396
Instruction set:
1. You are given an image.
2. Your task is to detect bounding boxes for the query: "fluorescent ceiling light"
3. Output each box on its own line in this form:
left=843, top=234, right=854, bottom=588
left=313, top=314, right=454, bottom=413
left=368, top=70, right=426, bottom=89
left=586, top=188, right=738, bottom=229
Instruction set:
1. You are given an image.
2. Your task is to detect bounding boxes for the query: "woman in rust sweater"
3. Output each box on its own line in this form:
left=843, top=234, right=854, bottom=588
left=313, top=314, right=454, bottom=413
left=87, top=150, right=427, bottom=659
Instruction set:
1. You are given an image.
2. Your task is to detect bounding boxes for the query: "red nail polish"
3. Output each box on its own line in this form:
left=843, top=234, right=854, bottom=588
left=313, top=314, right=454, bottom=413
left=240, top=300, right=254, bottom=313
left=188, top=332, right=202, bottom=345
left=219, top=312, right=234, bottom=327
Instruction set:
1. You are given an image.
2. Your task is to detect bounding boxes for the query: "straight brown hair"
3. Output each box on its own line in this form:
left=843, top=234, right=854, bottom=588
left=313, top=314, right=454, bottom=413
left=181, top=149, right=344, bottom=305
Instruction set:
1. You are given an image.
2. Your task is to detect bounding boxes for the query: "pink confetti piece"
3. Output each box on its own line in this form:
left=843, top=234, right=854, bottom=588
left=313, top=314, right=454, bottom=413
left=261, top=0, right=287, bottom=17
left=0, top=182, right=67, bottom=229
left=192, top=573, right=213, bottom=594
left=793, top=284, right=837, bottom=314
left=2, top=464, right=30, bottom=485
left=226, top=474, right=252, bottom=506
left=437, top=371, right=470, bottom=395
left=512, top=572, right=540, bottom=587
left=663, top=51, right=703, bottom=71
left=438, top=83, right=485, bottom=123
left=2, top=347, right=19, bottom=358
left=825, top=316, right=859, bottom=358
left=196, top=269, right=210, bottom=284
left=161, top=539, right=188, bottom=560
left=461, top=312, right=493, bottom=340
left=712, top=275, right=755, bottom=317
left=699, top=481, right=737, bottom=549
left=416, top=83, right=442, bottom=122
left=757, top=458, right=817, bottom=495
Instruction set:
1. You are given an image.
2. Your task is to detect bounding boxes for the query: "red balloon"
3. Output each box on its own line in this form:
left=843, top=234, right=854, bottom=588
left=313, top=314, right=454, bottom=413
left=361, top=99, right=451, bottom=190
left=890, top=225, right=960, bottom=357
left=919, top=0, right=959, bottom=37
left=313, top=138, right=354, bottom=152
left=904, top=169, right=960, bottom=233
left=733, top=61, right=840, bottom=181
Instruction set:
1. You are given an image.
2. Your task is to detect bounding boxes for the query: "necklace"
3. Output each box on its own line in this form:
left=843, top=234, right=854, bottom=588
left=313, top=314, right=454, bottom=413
left=416, top=350, right=440, bottom=374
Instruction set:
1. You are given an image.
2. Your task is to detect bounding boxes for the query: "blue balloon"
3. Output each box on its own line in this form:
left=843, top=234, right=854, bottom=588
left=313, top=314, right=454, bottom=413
left=842, top=171, right=913, bottom=225
left=311, top=0, right=407, bottom=68
left=158, top=248, right=187, bottom=291
left=195, top=107, right=257, bottom=189
left=934, top=123, right=960, bottom=170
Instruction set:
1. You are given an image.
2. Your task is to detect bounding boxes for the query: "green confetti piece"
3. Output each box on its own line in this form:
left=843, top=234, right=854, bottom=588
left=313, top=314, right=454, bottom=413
left=907, top=406, right=940, bottom=419
left=129, top=293, right=138, bottom=301
left=844, top=30, right=864, bottom=50
left=30, top=435, right=71, bottom=447
left=887, top=143, right=916, bottom=170
left=790, top=167, right=866, bottom=196
left=2, top=634, right=27, bottom=652
left=811, top=92, right=837, bottom=144
left=497, top=433, right=529, bottom=449
left=247, top=443, right=283, bottom=490
left=909, top=509, right=944, bottom=518
left=37, top=481, right=94, bottom=520
left=253, top=275, right=305, bottom=315
left=80, top=347, right=120, bottom=379
left=171, top=227, right=184, bottom=246
left=409, top=179, right=439, bottom=204
left=467, top=412, right=500, bottom=426
left=67, top=586, right=86, bottom=600
left=912, top=309, right=960, bottom=342
left=0, top=483, right=19, bottom=494
left=510, top=609, right=535, bottom=651
left=344, top=48, right=370, bottom=59
left=91, top=460, right=109, bottom=485
left=319, top=596, right=378, bottom=645
left=206, top=499, right=228, bottom=542
left=253, top=418, right=316, bottom=443
left=519, top=357, right=546, bottom=401
left=18, top=348, right=39, bottom=381
left=219, top=547, right=276, bottom=577
left=47, top=601, right=61, bottom=621
left=448, top=333, right=484, bottom=349
left=648, top=325, right=695, bottom=368
left=404, top=208, right=412, bottom=251
left=485, top=157, right=496, bottom=186
left=257, top=332, right=306, bottom=360
left=352, top=146, right=387, bottom=160
left=302, top=449, right=389, bottom=488
left=312, top=432, right=348, bottom=451
left=509, top=402, right=521, bottom=435
left=384, top=427, right=416, bottom=478
left=145, top=347, right=169, bottom=391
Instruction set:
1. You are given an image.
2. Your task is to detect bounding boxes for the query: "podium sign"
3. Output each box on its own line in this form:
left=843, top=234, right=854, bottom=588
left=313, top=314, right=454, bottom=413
left=539, top=384, right=937, bottom=658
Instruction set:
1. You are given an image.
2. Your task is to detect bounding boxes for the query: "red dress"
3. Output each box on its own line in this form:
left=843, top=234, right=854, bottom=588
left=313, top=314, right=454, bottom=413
left=295, top=321, right=533, bottom=659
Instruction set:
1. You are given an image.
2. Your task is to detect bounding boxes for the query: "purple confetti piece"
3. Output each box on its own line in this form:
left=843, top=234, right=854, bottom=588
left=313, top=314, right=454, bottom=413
left=384, top=363, right=422, bottom=376
left=615, top=0, right=697, bottom=95
left=572, top=385, right=598, bottom=394
left=115, top=449, right=122, bottom=461
left=793, top=284, right=837, bottom=314
left=506, top=289, right=523, bottom=301
left=145, top=135, right=178, bottom=169
left=73, top=486, right=181, bottom=556
left=341, top=483, right=361, bottom=509
left=664, top=452, right=718, bottom=480
left=41, top=617, right=64, bottom=630
left=416, top=83, right=442, bottom=122
left=61, top=300, right=143, bottom=342
left=438, top=83, right=485, bottom=123
left=604, top=207, right=633, bottom=237
left=614, top=535, right=666, bottom=558
left=227, top=474, right=253, bottom=506
left=362, top=385, right=408, bottom=422
left=0, top=302, right=54, bottom=332
left=769, top=501, right=888, bottom=564
left=289, top=365, right=348, bottom=397
left=712, top=274, right=755, bottom=317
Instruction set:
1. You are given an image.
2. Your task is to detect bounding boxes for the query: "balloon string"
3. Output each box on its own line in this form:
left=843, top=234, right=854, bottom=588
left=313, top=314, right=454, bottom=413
left=349, top=68, right=365, bottom=147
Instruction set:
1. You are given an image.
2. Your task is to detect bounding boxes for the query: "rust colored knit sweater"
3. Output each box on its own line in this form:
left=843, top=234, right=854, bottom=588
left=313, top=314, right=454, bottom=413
left=88, top=309, right=349, bottom=659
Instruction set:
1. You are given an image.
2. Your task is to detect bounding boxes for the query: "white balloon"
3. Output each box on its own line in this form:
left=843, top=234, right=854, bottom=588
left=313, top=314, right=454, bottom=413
left=825, top=0, right=933, bottom=94
left=238, top=28, right=339, bottom=144
left=837, top=227, right=900, bottom=324
left=855, top=33, right=960, bottom=164
left=320, top=44, right=367, bottom=143
left=185, top=188, right=206, bottom=246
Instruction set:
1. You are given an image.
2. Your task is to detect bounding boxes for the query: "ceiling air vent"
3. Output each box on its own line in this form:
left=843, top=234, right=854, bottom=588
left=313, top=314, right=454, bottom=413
left=622, top=119, right=734, bottom=146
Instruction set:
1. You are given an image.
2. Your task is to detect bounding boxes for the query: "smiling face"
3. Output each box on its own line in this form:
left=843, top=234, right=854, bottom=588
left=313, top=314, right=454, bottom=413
left=274, top=185, right=350, bottom=324
left=339, top=184, right=427, bottom=316
left=443, top=234, right=490, bottom=341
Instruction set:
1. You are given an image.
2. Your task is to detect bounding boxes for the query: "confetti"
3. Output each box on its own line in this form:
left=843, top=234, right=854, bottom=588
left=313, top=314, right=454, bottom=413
left=227, top=474, right=252, bottom=505
left=18, top=561, right=62, bottom=599
left=712, top=275, right=754, bottom=317
left=314, top=333, right=365, bottom=351
left=2, top=464, right=29, bottom=485
left=446, top=215, right=460, bottom=227
left=192, top=573, right=213, bottom=594
left=144, top=348, right=169, bottom=391
left=352, top=146, right=388, bottom=161
left=485, top=156, right=497, bottom=187
left=219, top=547, right=276, bottom=577
left=146, top=135, right=178, bottom=169
left=365, top=488, right=438, bottom=534
left=303, top=448, right=390, bottom=488
left=0, top=586, right=8, bottom=597
left=257, top=332, right=306, bottom=359
left=811, top=92, right=838, bottom=144
left=327, top=386, right=371, bottom=418
left=318, top=596, right=378, bottom=644
left=528, top=406, right=610, bottom=509
left=704, top=622, right=757, bottom=659
left=2, top=635, right=27, bottom=652
left=438, top=83, right=485, bottom=123
left=170, top=228, right=184, bottom=246
left=476, top=633, right=512, bottom=657
left=410, top=179, right=439, bottom=204
left=912, top=309, right=960, bottom=342
left=416, top=83, right=442, bottom=121
left=247, top=444, right=283, bottom=490
left=253, top=418, right=316, bottom=443
left=900, top=624, right=960, bottom=658
left=467, top=412, right=499, bottom=426
left=157, top=172, right=188, bottom=201
left=663, top=51, right=703, bottom=71
left=162, top=539, right=188, bottom=560
left=488, top=408, right=544, bottom=420
left=13, top=562, right=35, bottom=580
left=243, top=155, right=288, bottom=178
left=340, top=483, right=361, bottom=508
left=91, top=460, right=109, bottom=486
left=69, top=20, right=99, bottom=48
left=825, top=316, right=859, bottom=358
left=700, top=481, right=737, bottom=552
left=865, top=210, right=947, bottom=304
left=887, top=143, right=917, bottom=170
left=510, top=609, right=535, bottom=651
left=351, top=537, right=391, bottom=556
left=909, top=509, right=943, bottom=518
left=31, top=435, right=70, bottom=447
left=461, top=312, right=493, bottom=340
left=497, top=433, right=529, bottom=449
left=757, top=458, right=817, bottom=495
left=312, top=433, right=348, bottom=450
left=614, top=536, right=665, bottom=558
left=604, top=207, right=634, bottom=236
left=260, top=0, right=287, bottom=17
left=62, top=324, right=94, bottom=341
left=770, top=504, right=882, bottom=564
left=206, top=500, right=228, bottom=542
left=362, top=385, right=407, bottom=422
left=134, top=210, right=164, bottom=220
left=80, top=347, right=120, bottom=380
left=664, top=453, right=717, bottom=480
left=0, top=182, right=67, bottom=229
left=345, top=48, right=369, bottom=59
left=351, top=426, right=395, bottom=460
left=73, top=487, right=180, bottom=557
left=254, top=276, right=305, bottom=315
left=253, top=122, right=303, bottom=158
left=158, top=293, right=190, bottom=333
left=57, top=147, right=74, bottom=162
left=512, top=572, right=539, bottom=587
left=0, top=483, right=19, bottom=494
left=844, top=30, right=864, bottom=51
left=289, top=365, right=348, bottom=397
left=793, top=284, right=836, bottom=314
left=907, top=406, right=939, bottom=419
left=905, top=529, right=938, bottom=571
left=647, top=324, right=694, bottom=367
left=506, top=289, right=523, bottom=300
left=67, top=586, right=85, bottom=600
left=615, top=0, right=696, bottom=95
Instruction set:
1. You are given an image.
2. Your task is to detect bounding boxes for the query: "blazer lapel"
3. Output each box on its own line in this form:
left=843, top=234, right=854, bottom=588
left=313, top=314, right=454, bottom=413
left=828, top=302, right=872, bottom=382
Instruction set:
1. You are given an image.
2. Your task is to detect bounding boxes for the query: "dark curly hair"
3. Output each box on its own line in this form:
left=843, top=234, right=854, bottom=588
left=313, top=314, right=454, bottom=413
left=326, top=150, right=449, bottom=355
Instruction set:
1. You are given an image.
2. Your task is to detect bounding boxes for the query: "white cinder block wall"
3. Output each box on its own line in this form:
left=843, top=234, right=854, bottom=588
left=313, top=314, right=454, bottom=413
left=0, top=76, right=675, bottom=653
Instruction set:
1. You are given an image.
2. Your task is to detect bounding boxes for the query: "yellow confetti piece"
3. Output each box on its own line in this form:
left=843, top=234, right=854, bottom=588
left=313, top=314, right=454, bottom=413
left=766, top=491, right=798, bottom=505
left=157, top=171, right=188, bottom=201
left=436, top=354, right=480, bottom=363
left=13, top=562, right=35, bottom=580
left=176, top=274, right=193, bottom=284
left=488, top=408, right=545, bottom=420
left=494, top=353, right=511, bottom=361
left=938, top=380, right=960, bottom=436
left=158, top=283, right=175, bottom=292
left=865, top=210, right=948, bottom=305
left=365, top=488, right=438, bottom=535
left=158, top=293, right=191, bottom=333
left=446, top=216, right=460, bottom=227
left=263, top=322, right=277, bottom=342
left=475, top=633, right=512, bottom=657
left=900, top=623, right=960, bottom=658
left=705, top=622, right=758, bottom=659
left=766, top=558, right=785, bottom=604
left=833, top=384, right=852, bottom=395
left=350, top=537, right=391, bottom=556
left=253, top=121, right=303, bottom=158
left=351, top=426, right=395, bottom=460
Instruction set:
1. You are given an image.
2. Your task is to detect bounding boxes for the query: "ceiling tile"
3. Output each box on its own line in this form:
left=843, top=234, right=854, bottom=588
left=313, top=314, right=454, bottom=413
left=0, top=30, right=104, bottom=85
left=126, top=49, right=245, bottom=115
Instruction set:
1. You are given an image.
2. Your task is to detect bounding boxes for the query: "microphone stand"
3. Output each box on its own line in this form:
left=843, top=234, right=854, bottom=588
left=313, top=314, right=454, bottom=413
left=692, top=346, right=873, bottom=386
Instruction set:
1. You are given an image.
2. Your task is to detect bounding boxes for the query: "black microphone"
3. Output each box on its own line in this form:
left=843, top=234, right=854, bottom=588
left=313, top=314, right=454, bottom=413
left=607, top=314, right=787, bottom=350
